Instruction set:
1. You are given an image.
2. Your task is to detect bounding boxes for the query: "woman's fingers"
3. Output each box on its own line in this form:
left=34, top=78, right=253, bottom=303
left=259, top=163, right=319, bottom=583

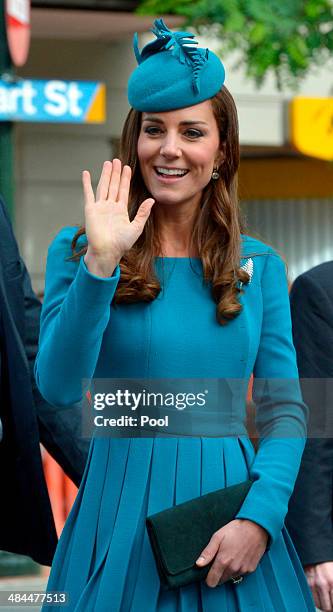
left=205, top=556, right=226, bottom=587
left=117, top=165, right=132, bottom=206
left=131, top=198, right=155, bottom=232
left=82, top=170, right=95, bottom=207
left=96, top=160, right=112, bottom=201
left=107, top=158, right=122, bottom=201
left=196, top=534, right=220, bottom=567
left=86, top=159, right=132, bottom=206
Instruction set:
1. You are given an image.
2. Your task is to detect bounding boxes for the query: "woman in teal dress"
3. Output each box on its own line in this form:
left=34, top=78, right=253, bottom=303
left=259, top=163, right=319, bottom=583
left=35, top=19, right=315, bottom=611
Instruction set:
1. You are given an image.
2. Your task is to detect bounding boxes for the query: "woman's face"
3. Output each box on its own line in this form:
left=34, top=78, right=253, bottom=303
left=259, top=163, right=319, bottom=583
left=137, top=99, right=223, bottom=209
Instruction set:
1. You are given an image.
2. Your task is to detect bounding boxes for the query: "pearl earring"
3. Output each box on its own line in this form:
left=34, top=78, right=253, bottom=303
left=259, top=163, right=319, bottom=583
left=212, top=168, right=219, bottom=180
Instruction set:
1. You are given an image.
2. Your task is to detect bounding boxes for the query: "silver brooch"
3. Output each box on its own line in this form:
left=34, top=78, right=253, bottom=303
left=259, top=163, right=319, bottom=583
left=239, top=257, right=253, bottom=288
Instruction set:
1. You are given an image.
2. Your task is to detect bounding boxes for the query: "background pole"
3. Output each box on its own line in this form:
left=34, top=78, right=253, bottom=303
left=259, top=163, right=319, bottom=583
left=0, top=0, right=15, bottom=220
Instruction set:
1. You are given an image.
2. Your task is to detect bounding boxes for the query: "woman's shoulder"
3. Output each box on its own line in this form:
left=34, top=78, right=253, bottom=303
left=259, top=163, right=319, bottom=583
left=241, top=234, right=279, bottom=260
left=240, top=235, right=286, bottom=284
left=48, top=225, right=87, bottom=255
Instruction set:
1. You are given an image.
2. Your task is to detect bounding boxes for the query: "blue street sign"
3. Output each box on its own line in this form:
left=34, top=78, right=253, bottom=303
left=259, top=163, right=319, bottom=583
left=0, top=79, right=106, bottom=123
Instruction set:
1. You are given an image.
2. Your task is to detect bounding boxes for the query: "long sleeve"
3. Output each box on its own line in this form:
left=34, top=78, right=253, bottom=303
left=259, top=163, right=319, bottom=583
left=235, top=252, right=308, bottom=544
left=286, top=272, right=333, bottom=565
left=35, top=227, right=121, bottom=407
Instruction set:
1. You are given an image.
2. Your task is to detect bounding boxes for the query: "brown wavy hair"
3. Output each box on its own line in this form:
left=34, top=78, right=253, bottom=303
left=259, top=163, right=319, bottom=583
left=70, top=86, right=249, bottom=325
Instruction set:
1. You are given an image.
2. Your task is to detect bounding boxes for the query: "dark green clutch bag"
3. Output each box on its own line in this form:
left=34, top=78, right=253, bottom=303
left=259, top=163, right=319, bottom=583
left=146, top=479, right=253, bottom=590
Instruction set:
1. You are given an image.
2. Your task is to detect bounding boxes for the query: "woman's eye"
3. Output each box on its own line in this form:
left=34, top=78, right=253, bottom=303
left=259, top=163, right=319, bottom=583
left=144, top=126, right=162, bottom=135
left=185, top=129, right=203, bottom=138
left=143, top=126, right=203, bottom=138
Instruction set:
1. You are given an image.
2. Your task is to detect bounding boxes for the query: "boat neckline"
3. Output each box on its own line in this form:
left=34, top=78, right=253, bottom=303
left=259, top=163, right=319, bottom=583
left=154, top=256, right=201, bottom=260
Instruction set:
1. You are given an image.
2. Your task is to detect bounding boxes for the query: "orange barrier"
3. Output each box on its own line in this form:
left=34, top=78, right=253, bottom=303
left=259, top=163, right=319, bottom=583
left=41, top=446, right=78, bottom=537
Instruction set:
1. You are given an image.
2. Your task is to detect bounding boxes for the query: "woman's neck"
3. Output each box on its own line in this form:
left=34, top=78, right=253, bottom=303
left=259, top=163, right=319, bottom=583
left=155, top=202, right=200, bottom=257
left=157, top=235, right=198, bottom=257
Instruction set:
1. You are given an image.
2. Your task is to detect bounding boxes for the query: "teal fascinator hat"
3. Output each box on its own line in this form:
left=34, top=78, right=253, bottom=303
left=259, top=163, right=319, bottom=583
left=127, top=19, right=225, bottom=112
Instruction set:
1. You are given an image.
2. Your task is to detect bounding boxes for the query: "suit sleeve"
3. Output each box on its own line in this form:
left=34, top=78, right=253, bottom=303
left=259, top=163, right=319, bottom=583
left=235, top=252, right=308, bottom=544
left=0, top=199, right=90, bottom=485
left=35, top=227, right=121, bottom=407
left=22, top=248, right=89, bottom=486
left=285, top=273, right=333, bottom=565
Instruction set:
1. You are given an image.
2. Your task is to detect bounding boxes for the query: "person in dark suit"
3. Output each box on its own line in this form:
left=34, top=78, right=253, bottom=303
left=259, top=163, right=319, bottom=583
left=0, top=196, right=89, bottom=566
left=286, top=261, right=333, bottom=611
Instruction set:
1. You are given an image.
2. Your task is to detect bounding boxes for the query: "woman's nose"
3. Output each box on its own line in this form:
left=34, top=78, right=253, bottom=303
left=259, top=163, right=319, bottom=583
left=160, top=135, right=182, bottom=158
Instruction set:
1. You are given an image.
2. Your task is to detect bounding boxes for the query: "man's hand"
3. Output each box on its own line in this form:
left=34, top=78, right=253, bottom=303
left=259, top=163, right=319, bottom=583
left=196, top=519, right=268, bottom=587
left=305, top=562, right=333, bottom=611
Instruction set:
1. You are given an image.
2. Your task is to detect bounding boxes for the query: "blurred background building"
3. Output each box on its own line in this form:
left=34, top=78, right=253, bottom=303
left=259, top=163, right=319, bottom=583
left=7, top=0, right=332, bottom=292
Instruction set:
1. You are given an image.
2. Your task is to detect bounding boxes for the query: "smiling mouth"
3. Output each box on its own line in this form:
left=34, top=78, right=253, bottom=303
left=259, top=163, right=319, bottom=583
left=154, top=167, right=189, bottom=178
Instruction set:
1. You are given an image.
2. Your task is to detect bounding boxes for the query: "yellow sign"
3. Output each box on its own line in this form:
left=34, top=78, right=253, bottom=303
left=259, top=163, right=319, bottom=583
left=290, top=97, right=333, bottom=161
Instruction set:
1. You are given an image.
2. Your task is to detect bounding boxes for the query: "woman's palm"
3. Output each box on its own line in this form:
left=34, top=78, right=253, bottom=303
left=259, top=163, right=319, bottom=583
left=82, top=158, right=154, bottom=259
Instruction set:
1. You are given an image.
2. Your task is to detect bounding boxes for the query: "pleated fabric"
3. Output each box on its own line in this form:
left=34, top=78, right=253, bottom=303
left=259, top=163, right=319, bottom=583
left=43, top=435, right=315, bottom=612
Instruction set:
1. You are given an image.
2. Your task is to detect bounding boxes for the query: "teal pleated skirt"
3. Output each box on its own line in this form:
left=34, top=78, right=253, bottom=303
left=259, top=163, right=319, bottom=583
left=43, top=436, right=315, bottom=611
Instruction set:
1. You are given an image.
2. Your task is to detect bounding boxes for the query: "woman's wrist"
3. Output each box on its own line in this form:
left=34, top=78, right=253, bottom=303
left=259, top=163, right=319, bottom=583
left=84, top=250, right=121, bottom=278
left=235, top=519, right=269, bottom=541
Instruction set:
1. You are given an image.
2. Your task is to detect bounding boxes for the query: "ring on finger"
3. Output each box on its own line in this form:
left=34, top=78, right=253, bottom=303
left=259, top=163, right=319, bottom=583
left=230, top=575, right=244, bottom=585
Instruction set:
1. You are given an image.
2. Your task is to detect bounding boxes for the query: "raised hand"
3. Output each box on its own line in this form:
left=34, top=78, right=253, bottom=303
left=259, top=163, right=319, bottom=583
left=82, top=159, right=155, bottom=277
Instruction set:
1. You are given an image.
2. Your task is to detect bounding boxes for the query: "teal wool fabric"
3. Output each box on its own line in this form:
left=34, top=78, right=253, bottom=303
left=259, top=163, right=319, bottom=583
left=127, top=19, right=225, bottom=112
left=35, top=228, right=315, bottom=611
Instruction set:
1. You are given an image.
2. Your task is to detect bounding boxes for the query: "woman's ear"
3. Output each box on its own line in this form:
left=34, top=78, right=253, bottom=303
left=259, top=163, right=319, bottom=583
left=215, top=143, right=226, bottom=167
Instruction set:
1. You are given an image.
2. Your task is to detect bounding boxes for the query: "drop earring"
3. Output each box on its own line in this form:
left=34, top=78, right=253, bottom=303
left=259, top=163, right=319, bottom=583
left=212, top=168, right=219, bottom=180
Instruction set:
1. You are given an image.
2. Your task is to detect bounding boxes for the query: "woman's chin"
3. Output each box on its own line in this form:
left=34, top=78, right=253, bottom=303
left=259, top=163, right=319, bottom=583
left=149, top=192, right=184, bottom=206
left=150, top=189, right=189, bottom=206
left=154, top=198, right=185, bottom=207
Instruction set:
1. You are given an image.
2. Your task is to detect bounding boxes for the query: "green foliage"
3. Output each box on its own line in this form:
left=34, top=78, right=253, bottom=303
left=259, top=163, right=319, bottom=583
left=137, top=0, right=333, bottom=88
